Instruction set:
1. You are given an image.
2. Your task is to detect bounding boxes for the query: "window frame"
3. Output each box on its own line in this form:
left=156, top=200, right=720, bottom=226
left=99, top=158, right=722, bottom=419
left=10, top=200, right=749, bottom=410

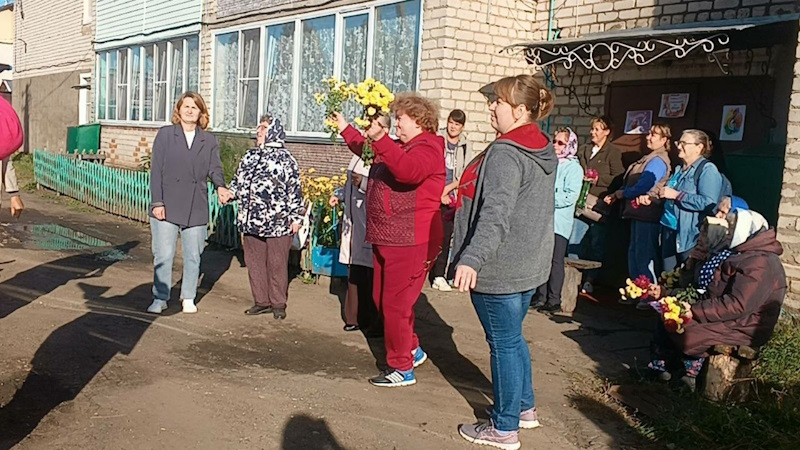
left=210, top=0, right=423, bottom=137
left=95, top=35, right=202, bottom=127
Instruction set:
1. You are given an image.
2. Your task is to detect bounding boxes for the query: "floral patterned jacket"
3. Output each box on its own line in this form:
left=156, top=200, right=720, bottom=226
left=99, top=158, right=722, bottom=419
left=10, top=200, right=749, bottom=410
left=229, top=143, right=304, bottom=238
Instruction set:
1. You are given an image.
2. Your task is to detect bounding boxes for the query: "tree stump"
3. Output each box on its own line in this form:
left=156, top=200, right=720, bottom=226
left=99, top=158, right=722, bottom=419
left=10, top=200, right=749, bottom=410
left=562, top=258, right=602, bottom=314
left=701, top=345, right=758, bottom=403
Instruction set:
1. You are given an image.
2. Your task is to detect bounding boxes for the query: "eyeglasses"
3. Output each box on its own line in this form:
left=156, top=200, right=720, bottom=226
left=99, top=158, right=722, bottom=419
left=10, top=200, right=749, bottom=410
left=675, top=141, right=699, bottom=148
left=552, top=139, right=567, bottom=146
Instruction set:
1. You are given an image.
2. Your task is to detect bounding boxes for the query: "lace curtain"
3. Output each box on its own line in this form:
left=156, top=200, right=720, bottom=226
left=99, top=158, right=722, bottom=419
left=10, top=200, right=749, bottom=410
left=108, top=52, right=118, bottom=120
left=171, top=40, right=184, bottom=108
left=98, top=53, right=107, bottom=120
left=214, top=33, right=239, bottom=130
left=239, top=29, right=261, bottom=129
left=131, top=48, right=141, bottom=120
left=144, top=46, right=154, bottom=121
left=117, top=50, right=128, bottom=120
left=187, top=36, right=199, bottom=93
left=342, top=14, right=368, bottom=121
left=373, top=0, right=421, bottom=94
left=154, top=42, right=168, bottom=122
left=263, top=23, right=296, bottom=128
left=298, top=16, right=335, bottom=132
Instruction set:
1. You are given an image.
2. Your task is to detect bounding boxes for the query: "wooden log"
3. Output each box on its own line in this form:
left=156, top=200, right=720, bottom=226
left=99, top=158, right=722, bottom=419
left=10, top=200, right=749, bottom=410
left=561, top=264, right=582, bottom=314
left=701, top=350, right=756, bottom=403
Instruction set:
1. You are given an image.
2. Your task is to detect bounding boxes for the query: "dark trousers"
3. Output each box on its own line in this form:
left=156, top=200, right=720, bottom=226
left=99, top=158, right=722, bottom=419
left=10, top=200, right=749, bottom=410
left=430, top=205, right=455, bottom=282
left=243, top=234, right=292, bottom=309
left=661, top=227, right=692, bottom=272
left=533, top=234, right=568, bottom=307
left=628, top=220, right=662, bottom=282
left=344, top=264, right=381, bottom=330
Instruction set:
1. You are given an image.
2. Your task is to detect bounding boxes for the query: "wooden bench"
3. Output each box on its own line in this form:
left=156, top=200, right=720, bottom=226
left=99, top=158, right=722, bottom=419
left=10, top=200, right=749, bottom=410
left=562, top=257, right=602, bottom=314
left=701, top=344, right=759, bottom=403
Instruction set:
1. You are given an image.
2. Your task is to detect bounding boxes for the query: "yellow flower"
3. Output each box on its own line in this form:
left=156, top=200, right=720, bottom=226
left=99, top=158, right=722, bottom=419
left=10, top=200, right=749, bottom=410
left=367, top=106, right=377, bottom=116
left=323, top=216, right=331, bottom=223
left=308, top=168, right=317, bottom=174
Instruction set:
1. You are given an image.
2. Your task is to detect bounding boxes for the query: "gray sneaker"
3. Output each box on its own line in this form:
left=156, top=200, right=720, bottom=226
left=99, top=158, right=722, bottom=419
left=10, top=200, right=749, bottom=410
left=484, top=406, right=541, bottom=429
left=458, top=422, right=520, bottom=450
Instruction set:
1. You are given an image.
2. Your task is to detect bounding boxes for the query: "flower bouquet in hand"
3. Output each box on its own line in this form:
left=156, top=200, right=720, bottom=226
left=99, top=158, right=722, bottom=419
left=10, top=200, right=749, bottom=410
left=350, top=78, right=394, bottom=166
left=619, top=275, right=653, bottom=303
left=314, top=77, right=353, bottom=141
left=654, top=296, right=692, bottom=334
left=575, top=168, right=599, bottom=211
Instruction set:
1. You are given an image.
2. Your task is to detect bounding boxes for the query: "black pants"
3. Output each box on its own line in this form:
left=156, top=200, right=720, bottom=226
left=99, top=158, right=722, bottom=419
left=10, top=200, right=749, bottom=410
left=430, top=205, right=455, bottom=282
left=533, top=234, right=568, bottom=307
left=347, top=264, right=381, bottom=331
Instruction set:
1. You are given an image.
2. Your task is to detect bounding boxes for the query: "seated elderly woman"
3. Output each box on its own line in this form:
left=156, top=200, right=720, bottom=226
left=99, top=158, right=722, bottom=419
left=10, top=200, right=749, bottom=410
left=648, top=209, right=787, bottom=391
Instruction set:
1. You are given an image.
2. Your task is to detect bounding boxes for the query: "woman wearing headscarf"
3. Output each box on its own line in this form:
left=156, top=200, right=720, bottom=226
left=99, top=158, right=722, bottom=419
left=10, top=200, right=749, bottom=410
left=229, top=114, right=304, bottom=320
left=532, top=127, right=582, bottom=314
left=647, top=210, right=786, bottom=391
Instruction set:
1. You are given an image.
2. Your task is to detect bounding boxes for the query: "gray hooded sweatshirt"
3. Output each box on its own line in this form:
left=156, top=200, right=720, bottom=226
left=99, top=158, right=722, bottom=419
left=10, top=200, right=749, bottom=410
left=452, top=124, right=557, bottom=295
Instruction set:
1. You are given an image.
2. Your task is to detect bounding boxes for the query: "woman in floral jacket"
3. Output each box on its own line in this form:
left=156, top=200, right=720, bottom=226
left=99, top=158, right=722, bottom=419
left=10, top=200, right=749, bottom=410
left=229, top=114, right=304, bottom=320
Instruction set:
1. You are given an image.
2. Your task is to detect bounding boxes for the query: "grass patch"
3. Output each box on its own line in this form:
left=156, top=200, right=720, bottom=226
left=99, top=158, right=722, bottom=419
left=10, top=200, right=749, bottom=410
left=219, top=139, right=249, bottom=183
left=575, top=319, right=800, bottom=450
left=12, top=152, right=35, bottom=189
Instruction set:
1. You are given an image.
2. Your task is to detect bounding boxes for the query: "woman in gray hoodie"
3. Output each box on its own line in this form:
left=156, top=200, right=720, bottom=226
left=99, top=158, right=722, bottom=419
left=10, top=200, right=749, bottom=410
left=453, top=75, right=557, bottom=450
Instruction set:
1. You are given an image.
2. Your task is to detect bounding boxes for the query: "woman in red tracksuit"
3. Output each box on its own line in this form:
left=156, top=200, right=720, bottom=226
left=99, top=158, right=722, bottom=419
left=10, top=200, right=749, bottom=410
left=334, top=93, right=445, bottom=387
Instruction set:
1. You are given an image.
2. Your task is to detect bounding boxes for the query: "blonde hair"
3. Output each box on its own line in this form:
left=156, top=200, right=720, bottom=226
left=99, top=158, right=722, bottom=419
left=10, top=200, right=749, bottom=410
left=651, top=123, right=672, bottom=151
left=390, top=93, right=439, bottom=134
left=171, top=92, right=210, bottom=130
left=682, top=129, right=713, bottom=158
left=492, top=75, right=555, bottom=121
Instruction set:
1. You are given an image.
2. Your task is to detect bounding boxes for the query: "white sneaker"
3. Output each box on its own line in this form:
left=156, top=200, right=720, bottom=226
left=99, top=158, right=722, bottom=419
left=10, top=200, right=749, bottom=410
left=432, top=277, right=452, bottom=292
left=182, top=299, right=198, bottom=314
left=147, top=299, right=168, bottom=314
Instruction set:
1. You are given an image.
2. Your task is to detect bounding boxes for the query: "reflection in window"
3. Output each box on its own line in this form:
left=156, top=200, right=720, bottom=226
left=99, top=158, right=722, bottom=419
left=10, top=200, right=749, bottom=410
left=298, top=16, right=335, bottom=132
left=263, top=23, right=295, bottom=129
left=214, top=32, right=239, bottom=129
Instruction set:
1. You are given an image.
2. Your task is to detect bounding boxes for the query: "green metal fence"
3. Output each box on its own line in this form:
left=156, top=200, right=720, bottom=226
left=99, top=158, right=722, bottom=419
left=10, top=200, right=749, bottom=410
left=33, top=149, right=241, bottom=248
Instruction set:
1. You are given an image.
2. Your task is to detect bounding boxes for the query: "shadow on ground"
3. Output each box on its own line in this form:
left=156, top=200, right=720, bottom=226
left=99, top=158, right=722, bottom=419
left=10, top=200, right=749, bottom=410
left=282, top=414, right=346, bottom=450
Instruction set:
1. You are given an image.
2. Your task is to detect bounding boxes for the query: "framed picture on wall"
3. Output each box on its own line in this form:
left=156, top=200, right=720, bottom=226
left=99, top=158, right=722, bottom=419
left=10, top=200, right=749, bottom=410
left=659, top=93, right=690, bottom=118
left=624, top=110, right=652, bottom=134
left=720, top=105, right=746, bottom=141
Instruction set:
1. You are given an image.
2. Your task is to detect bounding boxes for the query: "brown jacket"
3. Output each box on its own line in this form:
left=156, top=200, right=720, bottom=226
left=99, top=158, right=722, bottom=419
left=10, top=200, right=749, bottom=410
left=617, top=148, right=671, bottom=222
left=675, top=229, right=786, bottom=358
left=577, top=141, right=624, bottom=197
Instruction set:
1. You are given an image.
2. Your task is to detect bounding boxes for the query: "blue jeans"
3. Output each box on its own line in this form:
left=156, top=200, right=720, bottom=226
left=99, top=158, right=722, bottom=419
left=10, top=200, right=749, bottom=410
left=568, top=217, right=605, bottom=281
left=471, top=289, right=535, bottom=432
left=150, top=218, right=207, bottom=301
left=661, top=226, right=691, bottom=272
left=628, top=221, right=661, bottom=282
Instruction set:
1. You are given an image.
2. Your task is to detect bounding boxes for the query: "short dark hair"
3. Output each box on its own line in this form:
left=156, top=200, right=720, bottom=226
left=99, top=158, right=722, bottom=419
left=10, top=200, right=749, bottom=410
left=447, top=109, right=466, bottom=125
left=591, top=115, right=614, bottom=132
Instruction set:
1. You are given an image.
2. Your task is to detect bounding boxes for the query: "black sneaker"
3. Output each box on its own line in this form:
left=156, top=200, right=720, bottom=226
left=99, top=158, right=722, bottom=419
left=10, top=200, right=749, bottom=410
left=529, top=301, right=545, bottom=310
left=245, top=305, right=272, bottom=315
left=343, top=324, right=359, bottom=332
left=273, top=308, right=287, bottom=320
left=537, top=303, right=562, bottom=314
left=369, top=369, right=416, bottom=387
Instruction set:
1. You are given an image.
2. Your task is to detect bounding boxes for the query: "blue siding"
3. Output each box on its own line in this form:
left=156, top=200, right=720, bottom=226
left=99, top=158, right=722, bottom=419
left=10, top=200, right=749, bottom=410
left=97, top=0, right=202, bottom=43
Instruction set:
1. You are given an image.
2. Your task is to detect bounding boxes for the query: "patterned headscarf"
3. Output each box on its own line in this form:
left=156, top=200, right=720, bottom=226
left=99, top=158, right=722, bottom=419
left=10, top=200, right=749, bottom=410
left=556, top=127, right=578, bottom=161
left=263, top=115, right=286, bottom=147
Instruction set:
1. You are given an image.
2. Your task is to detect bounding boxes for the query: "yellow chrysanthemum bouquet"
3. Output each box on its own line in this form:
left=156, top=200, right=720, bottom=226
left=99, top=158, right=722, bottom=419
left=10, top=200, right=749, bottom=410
left=315, top=77, right=353, bottom=141
left=301, top=168, right=346, bottom=248
left=315, top=76, right=394, bottom=166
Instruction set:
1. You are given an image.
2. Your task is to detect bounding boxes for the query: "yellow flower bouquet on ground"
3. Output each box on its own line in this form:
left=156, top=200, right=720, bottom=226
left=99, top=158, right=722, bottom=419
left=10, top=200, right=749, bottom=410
left=301, top=168, right=346, bottom=248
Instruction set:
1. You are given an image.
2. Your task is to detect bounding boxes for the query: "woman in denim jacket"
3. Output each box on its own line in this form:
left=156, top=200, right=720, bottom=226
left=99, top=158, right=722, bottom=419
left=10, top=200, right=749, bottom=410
left=658, top=129, right=723, bottom=271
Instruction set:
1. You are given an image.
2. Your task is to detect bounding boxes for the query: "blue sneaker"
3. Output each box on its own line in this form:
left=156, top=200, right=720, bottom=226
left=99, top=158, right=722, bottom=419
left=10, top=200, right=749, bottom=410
left=412, top=346, right=428, bottom=368
left=369, top=369, right=416, bottom=387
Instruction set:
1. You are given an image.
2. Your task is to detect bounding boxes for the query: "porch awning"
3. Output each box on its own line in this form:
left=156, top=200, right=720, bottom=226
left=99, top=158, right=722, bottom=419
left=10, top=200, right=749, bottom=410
left=505, top=14, right=800, bottom=72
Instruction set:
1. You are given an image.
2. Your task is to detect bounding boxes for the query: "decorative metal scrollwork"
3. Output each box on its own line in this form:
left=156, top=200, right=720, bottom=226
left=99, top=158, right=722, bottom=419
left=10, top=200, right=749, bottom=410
left=508, top=34, right=731, bottom=73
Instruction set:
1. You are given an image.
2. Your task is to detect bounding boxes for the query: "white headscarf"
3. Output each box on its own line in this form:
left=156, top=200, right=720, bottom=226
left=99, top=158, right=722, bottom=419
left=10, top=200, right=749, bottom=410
left=730, top=209, right=768, bottom=249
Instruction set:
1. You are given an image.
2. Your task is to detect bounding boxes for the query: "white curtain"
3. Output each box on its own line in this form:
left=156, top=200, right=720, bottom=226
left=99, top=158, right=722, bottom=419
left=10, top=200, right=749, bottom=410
left=187, top=36, right=199, bottom=93
left=170, top=39, right=184, bottom=108
left=342, top=14, right=368, bottom=121
left=154, top=42, right=168, bottom=121
left=131, top=48, right=141, bottom=120
left=214, top=33, right=239, bottom=130
left=263, top=23, right=295, bottom=129
left=98, top=53, right=107, bottom=120
left=373, top=0, right=421, bottom=94
left=298, top=16, right=335, bottom=132
left=239, top=29, right=260, bottom=128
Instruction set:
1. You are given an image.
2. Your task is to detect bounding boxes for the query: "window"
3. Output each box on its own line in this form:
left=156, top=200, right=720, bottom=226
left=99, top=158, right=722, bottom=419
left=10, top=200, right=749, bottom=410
left=98, top=54, right=107, bottom=120
left=263, top=23, right=295, bottom=129
left=170, top=39, right=184, bottom=107
left=131, top=48, right=141, bottom=120
left=239, top=29, right=261, bottom=129
left=117, top=49, right=128, bottom=120
left=95, top=35, right=200, bottom=123
left=213, top=32, right=239, bottom=129
left=211, top=0, right=422, bottom=134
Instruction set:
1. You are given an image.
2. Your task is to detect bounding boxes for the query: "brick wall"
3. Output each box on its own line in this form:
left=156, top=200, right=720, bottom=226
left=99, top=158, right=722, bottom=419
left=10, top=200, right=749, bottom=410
left=101, top=125, right=159, bottom=169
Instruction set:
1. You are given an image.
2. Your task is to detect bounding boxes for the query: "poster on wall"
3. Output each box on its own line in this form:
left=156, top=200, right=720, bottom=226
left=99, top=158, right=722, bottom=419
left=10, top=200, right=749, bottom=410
left=658, top=93, right=690, bottom=118
left=624, top=110, right=652, bottom=134
left=720, top=105, right=746, bottom=141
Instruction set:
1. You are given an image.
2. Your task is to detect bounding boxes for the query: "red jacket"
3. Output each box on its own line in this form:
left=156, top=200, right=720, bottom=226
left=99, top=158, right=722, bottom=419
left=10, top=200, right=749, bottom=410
left=0, top=97, right=23, bottom=159
left=341, top=125, right=445, bottom=247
